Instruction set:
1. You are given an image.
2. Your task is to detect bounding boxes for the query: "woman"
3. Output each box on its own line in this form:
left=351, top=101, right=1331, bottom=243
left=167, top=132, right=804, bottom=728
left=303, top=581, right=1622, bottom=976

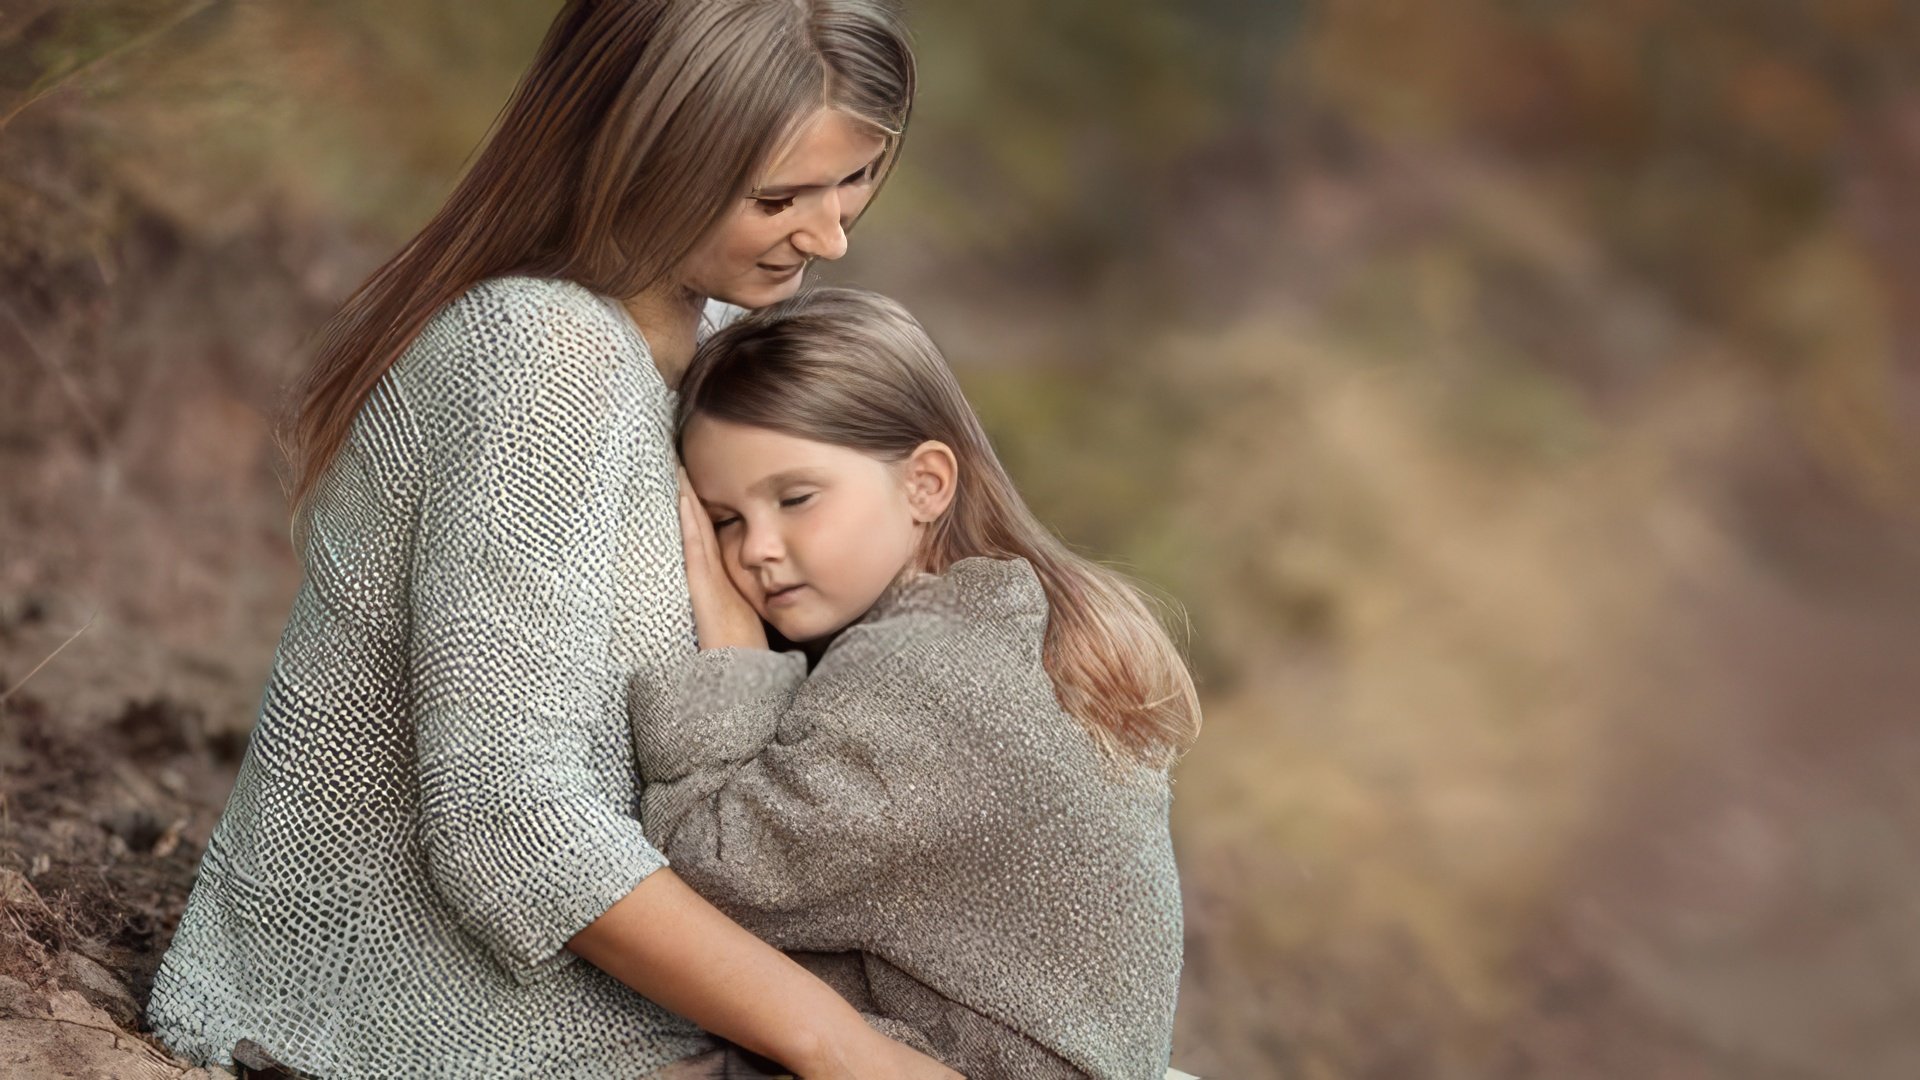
left=146, top=2, right=958, bottom=1077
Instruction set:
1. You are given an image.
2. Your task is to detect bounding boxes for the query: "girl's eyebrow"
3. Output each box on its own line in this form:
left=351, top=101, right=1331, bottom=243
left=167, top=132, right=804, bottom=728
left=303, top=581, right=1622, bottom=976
left=748, top=155, right=883, bottom=199
left=746, top=468, right=826, bottom=496
left=696, top=469, right=828, bottom=511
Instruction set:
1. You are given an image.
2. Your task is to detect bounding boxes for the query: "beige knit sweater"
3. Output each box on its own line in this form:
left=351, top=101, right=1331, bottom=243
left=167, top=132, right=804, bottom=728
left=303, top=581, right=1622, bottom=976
left=634, top=556, right=1185, bottom=1080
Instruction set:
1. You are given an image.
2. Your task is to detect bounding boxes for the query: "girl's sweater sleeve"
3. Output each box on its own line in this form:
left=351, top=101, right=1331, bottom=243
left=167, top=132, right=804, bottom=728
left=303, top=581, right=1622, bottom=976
left=404, top=290, right=667, bottom=983
left=632, top=616, right=981, bottom=925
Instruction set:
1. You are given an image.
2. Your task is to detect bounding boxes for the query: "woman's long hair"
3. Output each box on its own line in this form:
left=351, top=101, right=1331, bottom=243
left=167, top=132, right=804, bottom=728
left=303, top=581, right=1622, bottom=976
left=676, top=288, right=1202, bottom=769
left=285, top=0, right=914, bottom=512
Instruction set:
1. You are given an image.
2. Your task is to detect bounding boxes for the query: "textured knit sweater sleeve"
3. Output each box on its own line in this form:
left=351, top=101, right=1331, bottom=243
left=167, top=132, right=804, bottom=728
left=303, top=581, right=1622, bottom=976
left=405, top=289, right=668, bottom=982
left=633, top=558, right=1185, bottom=1080
left=635, top=640, right=970, bottom=913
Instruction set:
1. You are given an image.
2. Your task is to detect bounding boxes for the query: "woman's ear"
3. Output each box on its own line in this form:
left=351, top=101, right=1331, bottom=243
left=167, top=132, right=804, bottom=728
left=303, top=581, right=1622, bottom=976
left=903, top=440, right=958, bottom=523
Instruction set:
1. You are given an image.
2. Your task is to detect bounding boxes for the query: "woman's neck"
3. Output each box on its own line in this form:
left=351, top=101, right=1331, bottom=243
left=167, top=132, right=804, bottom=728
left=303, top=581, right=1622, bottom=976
left=621, top=283, right=705, bottom=390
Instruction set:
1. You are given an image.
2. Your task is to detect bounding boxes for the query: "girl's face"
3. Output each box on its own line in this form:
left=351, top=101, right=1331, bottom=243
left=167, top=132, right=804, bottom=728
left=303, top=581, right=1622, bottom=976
left=681, top=416, right=955, bottom=643
left=678, top=108, right=890, bottom=309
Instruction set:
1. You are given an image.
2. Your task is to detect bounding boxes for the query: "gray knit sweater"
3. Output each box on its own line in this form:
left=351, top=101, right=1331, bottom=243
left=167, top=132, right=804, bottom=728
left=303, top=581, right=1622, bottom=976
left=634, top=556, right=1185, bottom=1080
left=148, top=275, right=742, bottom=1078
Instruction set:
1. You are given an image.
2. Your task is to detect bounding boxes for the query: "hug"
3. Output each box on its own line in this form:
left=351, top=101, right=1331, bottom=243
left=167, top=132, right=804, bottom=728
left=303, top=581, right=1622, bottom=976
left=146, top=1, right=1200, bottom=1077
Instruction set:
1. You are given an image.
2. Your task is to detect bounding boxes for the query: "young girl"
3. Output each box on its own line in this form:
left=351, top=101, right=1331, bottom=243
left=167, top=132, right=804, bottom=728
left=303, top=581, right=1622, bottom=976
left=634, top=288, right=1202, bottom=1080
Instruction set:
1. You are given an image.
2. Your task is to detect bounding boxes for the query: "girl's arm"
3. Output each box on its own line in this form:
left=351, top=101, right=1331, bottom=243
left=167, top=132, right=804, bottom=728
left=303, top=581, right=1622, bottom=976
left=634, top=499, right=978, bottom=925
left=635, top=487, right=973, bottom=917
left=634, top=638, right=968, bottom=920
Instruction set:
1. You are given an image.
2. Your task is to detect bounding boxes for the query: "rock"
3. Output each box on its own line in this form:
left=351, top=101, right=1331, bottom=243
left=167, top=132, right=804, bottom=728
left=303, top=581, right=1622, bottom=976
left=0, top=974, right=44, bottom=1020
left=60, top=950, right=140, bottom=1029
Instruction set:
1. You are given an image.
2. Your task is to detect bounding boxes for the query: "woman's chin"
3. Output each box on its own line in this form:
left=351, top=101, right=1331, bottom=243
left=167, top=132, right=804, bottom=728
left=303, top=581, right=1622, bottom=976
left=718, top=273, right=805, bottom=310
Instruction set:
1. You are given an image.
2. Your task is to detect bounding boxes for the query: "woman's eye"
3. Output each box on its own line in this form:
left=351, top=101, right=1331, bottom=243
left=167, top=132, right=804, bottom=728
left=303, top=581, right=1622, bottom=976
left=779, top=493, right=814, bottom=509
left=840, top=164, right=877, bottom=187
left=753, top=197, right=794, bottom=216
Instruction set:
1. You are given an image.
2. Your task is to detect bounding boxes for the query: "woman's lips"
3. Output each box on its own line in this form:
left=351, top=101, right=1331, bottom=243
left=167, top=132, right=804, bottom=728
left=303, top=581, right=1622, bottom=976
left=758, top=261, right=804, bottom=280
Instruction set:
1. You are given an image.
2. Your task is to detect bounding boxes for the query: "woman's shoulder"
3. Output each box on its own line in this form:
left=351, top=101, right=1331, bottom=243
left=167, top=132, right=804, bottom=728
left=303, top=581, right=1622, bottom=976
left=394, top=275, right=657, bottom=410
left=403, top=275, right=639, bottom=374
left=452, top=273, right=610, bottom=319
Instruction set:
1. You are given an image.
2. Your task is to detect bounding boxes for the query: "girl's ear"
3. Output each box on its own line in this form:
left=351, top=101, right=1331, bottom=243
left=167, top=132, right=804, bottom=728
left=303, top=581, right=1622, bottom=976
left=904, top=440, right=959, bottom=523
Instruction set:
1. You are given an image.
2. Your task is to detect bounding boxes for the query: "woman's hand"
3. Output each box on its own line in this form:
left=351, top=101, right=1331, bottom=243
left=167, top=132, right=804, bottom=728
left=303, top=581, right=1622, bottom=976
left=678, top=468, right=769, bottom=651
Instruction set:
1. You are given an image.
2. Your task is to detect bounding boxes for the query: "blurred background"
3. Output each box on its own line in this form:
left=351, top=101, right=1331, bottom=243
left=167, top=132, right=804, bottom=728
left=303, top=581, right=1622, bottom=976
left=4, top=1, right=1920, bottom=1076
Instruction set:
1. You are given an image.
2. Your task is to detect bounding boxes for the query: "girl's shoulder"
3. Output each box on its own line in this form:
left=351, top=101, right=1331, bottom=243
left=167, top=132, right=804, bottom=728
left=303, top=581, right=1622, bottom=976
left=817, top=557, right=1048, bottom=682
left=869, top=555, right=1046, bottom=629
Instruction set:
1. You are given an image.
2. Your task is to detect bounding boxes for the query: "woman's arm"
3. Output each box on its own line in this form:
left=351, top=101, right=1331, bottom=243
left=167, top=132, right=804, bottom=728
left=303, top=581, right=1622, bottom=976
left=406, top=293, right=669, bottom=980
left=569, top=868, right=954, bottom=1079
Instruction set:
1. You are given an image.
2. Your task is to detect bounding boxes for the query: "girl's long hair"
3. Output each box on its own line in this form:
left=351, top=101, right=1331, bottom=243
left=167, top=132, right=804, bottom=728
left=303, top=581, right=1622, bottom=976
left=284, top=0, right=914, bottom=513
left=676, top=288, right=1201, bottom=769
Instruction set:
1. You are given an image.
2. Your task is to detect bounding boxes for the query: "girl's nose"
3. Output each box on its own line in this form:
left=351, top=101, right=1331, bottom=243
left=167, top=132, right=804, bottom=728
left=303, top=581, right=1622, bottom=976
left=791, top=191, right=850, bottom=262
left=739, top=519, right=785, bottom=567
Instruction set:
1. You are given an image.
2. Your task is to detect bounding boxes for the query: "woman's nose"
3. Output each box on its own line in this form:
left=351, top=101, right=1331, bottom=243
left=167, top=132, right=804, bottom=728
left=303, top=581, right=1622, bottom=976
left=791, top=191, right=850, bottom=262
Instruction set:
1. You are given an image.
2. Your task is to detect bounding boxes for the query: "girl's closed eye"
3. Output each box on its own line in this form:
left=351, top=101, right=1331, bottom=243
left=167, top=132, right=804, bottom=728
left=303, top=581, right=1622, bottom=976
left=709, top=513, right=740, bottom=530
left=781, top=493, right=815, bottom=509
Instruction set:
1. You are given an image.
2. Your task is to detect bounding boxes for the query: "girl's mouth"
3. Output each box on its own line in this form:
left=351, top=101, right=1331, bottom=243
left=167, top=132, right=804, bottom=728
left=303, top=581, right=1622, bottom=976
left=765, top=584, right=806, bottom=606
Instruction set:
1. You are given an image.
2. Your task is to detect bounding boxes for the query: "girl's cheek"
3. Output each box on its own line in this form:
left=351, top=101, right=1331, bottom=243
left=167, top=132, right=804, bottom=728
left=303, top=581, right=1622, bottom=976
left=721, top=546, right=755, bottom=597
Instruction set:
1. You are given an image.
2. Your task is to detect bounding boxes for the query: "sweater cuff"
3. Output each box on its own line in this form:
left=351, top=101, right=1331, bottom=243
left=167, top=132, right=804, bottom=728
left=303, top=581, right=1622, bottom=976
left=422, top=788, right=670, bottom=987
left=507, top=810, right=670, bottom=985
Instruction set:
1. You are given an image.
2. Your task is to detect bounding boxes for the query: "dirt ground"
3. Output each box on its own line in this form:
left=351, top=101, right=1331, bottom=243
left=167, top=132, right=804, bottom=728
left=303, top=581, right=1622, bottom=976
left=0, top=695, right=245, bottom=1078
left=1, top=89, right=324, bottom=1074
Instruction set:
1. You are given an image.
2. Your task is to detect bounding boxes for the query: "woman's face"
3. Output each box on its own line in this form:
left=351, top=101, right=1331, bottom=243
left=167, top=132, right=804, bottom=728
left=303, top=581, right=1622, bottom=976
left=678, top=109, right=890, bottom=309
left=681, top=416, right=950, bottom=644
